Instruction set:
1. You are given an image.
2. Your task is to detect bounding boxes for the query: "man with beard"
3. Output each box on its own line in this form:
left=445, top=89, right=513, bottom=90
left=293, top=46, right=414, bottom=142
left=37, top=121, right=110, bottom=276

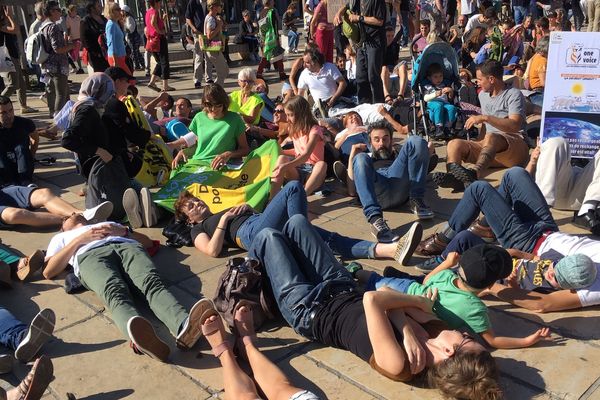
left=347, top=120, right=433, bottom=243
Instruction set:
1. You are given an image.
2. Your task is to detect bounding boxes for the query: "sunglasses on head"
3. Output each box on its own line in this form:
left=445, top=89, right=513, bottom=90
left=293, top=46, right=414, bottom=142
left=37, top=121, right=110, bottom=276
left=274, top=108, right=284, bottom=113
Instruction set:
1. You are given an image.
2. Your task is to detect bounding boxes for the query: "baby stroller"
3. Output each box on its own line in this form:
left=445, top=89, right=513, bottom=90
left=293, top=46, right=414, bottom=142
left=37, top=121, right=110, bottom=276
left=410, top=41, right=475, bottom=140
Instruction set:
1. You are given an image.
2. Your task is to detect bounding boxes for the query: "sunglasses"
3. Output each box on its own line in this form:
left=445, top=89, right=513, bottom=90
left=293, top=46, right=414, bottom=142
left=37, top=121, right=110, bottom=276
left=239, top=79, right=254, bottom=84
left=274, top=109, right=285, bottom=113
left=204, top=102, right=224, bottom=110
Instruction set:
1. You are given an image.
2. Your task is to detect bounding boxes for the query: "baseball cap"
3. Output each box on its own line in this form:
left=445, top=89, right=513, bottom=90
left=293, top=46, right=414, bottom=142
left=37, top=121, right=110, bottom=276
left=105, top=66, right=135, bottom=82
left=459, top=244, right=512, bottom=289
left=554, top=254, right=597, bottom=290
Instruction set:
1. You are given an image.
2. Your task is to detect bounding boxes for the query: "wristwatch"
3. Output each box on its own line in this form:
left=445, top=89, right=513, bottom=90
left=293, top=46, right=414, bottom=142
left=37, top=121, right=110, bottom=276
left=359, top=15, right=365, bottom=23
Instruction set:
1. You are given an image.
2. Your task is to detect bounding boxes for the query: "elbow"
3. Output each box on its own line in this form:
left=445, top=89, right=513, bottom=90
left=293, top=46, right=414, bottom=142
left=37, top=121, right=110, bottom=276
left=42, top=268, right=55, bottom=280
left=362, top=290, right=380, bottom=308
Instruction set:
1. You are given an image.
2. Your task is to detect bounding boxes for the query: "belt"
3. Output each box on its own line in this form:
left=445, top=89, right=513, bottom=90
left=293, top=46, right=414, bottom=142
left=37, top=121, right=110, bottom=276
left=532, top=230, right=553, bottom=255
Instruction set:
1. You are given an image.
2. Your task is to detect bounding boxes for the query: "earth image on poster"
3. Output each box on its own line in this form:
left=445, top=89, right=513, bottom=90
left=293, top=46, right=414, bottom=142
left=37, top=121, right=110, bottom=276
left=543, top=118, right=600, bottom=142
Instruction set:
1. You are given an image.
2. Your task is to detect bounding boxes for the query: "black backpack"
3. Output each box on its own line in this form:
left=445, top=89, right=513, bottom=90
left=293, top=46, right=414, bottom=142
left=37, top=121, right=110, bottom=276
left=85, top=156, right=131, bottom=221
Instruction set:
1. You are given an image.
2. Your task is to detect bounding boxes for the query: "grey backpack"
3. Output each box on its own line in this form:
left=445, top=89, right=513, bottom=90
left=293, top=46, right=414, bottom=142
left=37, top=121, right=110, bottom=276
left=85, top=156, right=131, bottom=221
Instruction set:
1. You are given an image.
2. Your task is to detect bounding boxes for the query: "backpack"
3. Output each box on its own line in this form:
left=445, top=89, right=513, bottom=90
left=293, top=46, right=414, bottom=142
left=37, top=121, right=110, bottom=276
left=161, top=217, right=193, bottom=248
left=213, top=257, right=278, bottom=331
left=84, top=156, right=131, bottom=221
left=25, top=21, right=52, bottom=65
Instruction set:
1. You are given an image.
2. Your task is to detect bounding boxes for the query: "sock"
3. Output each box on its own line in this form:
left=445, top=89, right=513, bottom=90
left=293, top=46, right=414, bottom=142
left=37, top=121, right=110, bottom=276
left=578, top=201, right=599, bottom=216
left=473, top=145, right=496, bottom=174
left=368, top=214, right=383, bottom=224
left=439, top=223, right=456, bottom=242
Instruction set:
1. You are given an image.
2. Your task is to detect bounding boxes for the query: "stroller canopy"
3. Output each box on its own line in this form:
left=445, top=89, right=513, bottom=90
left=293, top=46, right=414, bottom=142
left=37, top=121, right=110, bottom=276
left=411, top=42, right=461, bottom=91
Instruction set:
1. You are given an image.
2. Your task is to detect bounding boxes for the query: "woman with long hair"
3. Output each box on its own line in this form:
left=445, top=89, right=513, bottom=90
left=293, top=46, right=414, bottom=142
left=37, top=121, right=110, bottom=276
left=145, top=0, right=173, bottom=91
left=461, top=27, right=487, bottom=71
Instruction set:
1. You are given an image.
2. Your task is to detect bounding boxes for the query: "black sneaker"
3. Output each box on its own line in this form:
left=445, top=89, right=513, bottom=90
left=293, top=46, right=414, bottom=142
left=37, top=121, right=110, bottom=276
left=370, top=217, right=400, bottom=243
left=194, top=81, right=202, bottom=89
left=409, top=198, right=434, bottom=220
left=431, top=171, right=464, bottom=191
left=572, top=210, right=600, bottom=236
left=333, top=161, right=347, bottom=184
left=15, top=309, right=55, bottom=363
left=447, top=163, right=478, bottom=188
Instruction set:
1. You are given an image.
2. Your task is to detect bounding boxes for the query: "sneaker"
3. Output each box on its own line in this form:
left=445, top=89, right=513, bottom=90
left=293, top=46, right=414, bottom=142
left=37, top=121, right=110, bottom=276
left=416, top=256, right=445, bottom=272
left=333, top=161, right=347, bottom=184
left=140, top=187, right=158, bottom=228
left=176, top=298, right=213, bottom=350
left=21, top=106, right=38, bottom=114
left=194, top=81, right=202, bottom=89
left=0, top=354, right=12, bottom=374
left=415, top=232, right=449, bottom=256
left=393, top=222, right=423, bottom=265
left=370, top=217, right=400, bottom=243
left=122, top=188, right=143, bottom=229
left=147, top=82, right=161, bottom=92
left=16, top=250, right=44, bottom=281
left=431, top=171, right=464, bottom=191
left=409, top=198, right=434, bottom=220
left=82, top=201, right=114, bottom=223
left=572, top=210, right=600, bottom=236
left=127, top=316, right=170, bottom=362
left=447, top=163, right=478, bottom=188
left=15, top=309, right=55, bottom=363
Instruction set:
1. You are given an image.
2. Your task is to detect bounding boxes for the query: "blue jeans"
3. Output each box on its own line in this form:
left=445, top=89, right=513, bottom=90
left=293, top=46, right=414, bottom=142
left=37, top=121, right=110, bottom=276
left=427, top=100, right=458, bottom=126
left=352, top=135, right=429, bottom=220
left=448, top=167, right=558, bottom=252
left=287, top=30, right=300, bottom=51
left=339, top=133, right=370, bottom=163
left=442, top=230, right=486, bottom=258
left=400, top=10, right=410, bottom=46
left=513, top=6, right=528, bottom=24
left=238, top=181, right=377, bottom=258
left=0, top=307, right=27, bottom=350
left=366, top=272, right=416, bottom=293
left=249, top=215, right=356, bottom=339
left=529, top=92, right=544, bottom=108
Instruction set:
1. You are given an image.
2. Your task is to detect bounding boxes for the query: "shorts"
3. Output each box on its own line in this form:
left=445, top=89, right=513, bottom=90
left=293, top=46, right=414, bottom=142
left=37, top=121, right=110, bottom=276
left=463, top=133, right=529, bottom=168
left=0, top=185, right=37, bottom=227
left=289, top=390, right=321, bottom=400
left=366, top=271, right=416, bottom=293
left=297, top=163, right=314, bottom=183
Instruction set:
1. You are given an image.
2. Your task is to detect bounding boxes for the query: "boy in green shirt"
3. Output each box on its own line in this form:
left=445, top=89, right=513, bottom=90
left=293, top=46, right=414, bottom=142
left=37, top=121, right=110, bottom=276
left=358, top=244, right=552, bottom=349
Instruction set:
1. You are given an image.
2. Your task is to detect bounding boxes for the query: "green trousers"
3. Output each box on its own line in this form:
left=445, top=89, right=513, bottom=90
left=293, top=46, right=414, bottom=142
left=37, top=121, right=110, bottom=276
left=78, top=242, right=188, bottom=338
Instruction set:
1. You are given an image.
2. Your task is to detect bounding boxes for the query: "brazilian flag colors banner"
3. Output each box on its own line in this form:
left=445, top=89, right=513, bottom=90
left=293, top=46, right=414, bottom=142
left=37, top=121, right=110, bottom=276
left=153, top=140, right=280, bottom=213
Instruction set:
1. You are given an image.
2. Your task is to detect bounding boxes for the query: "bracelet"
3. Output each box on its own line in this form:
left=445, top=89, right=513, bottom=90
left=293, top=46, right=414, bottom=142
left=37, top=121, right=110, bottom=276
left=216, top=226, right=225, bottom=231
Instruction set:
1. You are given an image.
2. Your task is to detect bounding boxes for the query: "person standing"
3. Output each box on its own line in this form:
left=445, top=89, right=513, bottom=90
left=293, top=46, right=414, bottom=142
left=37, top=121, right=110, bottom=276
left=40, top=1, right=72, bottom=118
left=81, top=0, right=109, bottom=74
left=0, top=6, right=37, bottom=114
left=335, top=0, right=387, bottom=104
left=122, top=5, right=145, bottom=71
left=185, top=0, right=207, bottom=89
left=311, top=0, right=335, bottom=63
left=66, top=5, right=84, bottom=74
left=105, top=2, right=133, bottom=76
left=203, top=0, right=229, bottom=86
left=146, top=0, right=173, bottom=91
left=257, top=0, right=287, bottom=81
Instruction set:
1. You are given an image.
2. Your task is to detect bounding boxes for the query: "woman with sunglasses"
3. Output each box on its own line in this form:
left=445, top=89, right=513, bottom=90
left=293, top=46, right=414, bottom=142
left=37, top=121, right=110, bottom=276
left=248, top=216, right=502, bottom=400
left=171, top=84, right=249, bottom=171
left=229, top=67, right=264, bottom=126
left=245, top=102, right=289, bottom=148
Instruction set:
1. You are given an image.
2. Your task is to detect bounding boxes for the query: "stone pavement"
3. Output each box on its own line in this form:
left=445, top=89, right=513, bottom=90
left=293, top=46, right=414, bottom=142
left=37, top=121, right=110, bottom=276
left=1, top=46, right=600, bottom=400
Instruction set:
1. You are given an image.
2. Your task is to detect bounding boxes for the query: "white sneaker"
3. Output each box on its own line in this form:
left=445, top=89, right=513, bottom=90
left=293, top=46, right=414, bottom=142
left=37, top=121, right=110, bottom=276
left=82, top=201, right=114, bottom=222
left=15, top=309, right=55, bottom=363
left=140, top=187, right=158, bottom=228
left=122, top=189, right=143, bottom=229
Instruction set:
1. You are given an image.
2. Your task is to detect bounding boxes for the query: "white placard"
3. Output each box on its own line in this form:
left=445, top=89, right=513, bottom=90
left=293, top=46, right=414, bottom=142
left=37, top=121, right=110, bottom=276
left=540, top=31, right=600, bottom=158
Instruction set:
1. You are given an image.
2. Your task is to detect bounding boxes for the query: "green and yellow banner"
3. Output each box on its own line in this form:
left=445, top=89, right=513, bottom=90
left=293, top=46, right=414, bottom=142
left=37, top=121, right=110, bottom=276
left=153, top=140, right=280, bottom=213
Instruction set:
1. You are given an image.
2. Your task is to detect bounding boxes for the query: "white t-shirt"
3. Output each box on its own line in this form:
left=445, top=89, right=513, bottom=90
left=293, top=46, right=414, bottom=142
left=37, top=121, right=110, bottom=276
left=46, top=222, right=138, bottom=277
left=328, top=103, right=393, bottom=125
left=345, top=60, right=356, bottom=80
left=536, top=232, right=600, bottom=307
left=464, top=14, right=487, bottom=35
left=298, top=63, right=343, bottom=102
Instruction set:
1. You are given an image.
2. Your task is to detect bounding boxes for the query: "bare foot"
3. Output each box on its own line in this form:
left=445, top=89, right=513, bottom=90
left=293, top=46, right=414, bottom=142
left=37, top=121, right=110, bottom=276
left=202, top=314, right=230, bottom=358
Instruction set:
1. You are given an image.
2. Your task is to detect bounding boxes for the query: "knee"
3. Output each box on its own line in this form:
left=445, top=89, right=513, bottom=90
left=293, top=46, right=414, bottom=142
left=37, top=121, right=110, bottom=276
left=285, top=214, right=310, bottom=229
left=542, top=136, right=568, bottom=153
left=0, top=207, right=27, bottom=224
left=503, top=166, right=529, bottom=182
left=407, top=135, right=428, bottom=152
left=447, top=138, right=466, bottom=153
left=31, top=188, right=54, bottom=204
left=352, top=152, right=371, bottom=171
left=283, top=180, right=305, bottom=195
left=466, top=180, right=492, bottom=196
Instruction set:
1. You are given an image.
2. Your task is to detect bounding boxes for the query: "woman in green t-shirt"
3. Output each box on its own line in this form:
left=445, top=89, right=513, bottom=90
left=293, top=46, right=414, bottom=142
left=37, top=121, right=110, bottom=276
left=171, top=84, right=249, bottom=170
left=229, top=67, right=265, bottom=126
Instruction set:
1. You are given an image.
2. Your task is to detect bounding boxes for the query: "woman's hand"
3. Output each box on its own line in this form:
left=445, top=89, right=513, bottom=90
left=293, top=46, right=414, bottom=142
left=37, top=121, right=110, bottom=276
left=172, top=150, right=187, bottom=169
left=221, top=204, right=250, bottom=222
left=402, top=326, right=427, bottom=374
left=96, top=147, right=113, bottom=163
left=211, top=151, right=231, bottom=170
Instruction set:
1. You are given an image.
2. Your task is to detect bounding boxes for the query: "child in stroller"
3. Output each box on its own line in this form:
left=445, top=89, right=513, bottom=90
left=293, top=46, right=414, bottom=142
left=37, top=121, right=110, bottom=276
left=423, top=63, right=458, bottom=138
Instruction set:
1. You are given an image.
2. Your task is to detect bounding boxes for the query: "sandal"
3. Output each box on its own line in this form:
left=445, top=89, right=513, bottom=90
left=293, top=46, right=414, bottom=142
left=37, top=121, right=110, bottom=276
left=17, top=250, right=44, bottom=282
left=201, top=309, right=231, bottom=358
left=15, top=355, right=53, bottom=400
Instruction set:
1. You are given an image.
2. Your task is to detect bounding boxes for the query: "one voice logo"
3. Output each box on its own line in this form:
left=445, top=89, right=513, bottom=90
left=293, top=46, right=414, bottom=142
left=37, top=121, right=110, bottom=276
left=566, top=43, right=600, bottom=66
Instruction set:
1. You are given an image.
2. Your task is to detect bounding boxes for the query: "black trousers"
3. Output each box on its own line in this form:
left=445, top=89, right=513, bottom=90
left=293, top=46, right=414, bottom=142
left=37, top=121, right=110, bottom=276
left=151, top=35, right=170, bottom=79
left=356, top=44, right=384, bottom=104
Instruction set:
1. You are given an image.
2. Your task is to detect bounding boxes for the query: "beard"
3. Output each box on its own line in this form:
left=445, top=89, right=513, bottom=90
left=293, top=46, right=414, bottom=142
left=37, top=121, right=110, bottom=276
left=372, top=146, right=393, bottom=160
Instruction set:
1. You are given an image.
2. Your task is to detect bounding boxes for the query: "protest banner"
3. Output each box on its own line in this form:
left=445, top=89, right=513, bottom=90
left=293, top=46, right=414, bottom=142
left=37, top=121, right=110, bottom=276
left=540, top=31, right=600, bottom=158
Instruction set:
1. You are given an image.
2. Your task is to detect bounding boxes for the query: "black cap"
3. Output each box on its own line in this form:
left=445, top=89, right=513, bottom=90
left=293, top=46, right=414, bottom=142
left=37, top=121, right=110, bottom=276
left=105, top=66, right=135, bottom=82
left=459, top=244, right=512, bottom=289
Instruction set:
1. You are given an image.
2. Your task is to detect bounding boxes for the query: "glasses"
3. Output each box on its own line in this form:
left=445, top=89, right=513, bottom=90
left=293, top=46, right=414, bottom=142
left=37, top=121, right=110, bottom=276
left=274, top=109, right=285, bottom=113
left=203, top=102, right=224, bottom=110
left=454, top=332, right=474, bottom=354
left=239, top=79, right=254, bottom=84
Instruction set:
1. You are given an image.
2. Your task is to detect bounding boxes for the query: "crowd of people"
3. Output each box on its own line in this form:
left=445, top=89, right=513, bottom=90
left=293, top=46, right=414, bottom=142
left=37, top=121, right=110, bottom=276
left=1, top=0, right=600, bottom=399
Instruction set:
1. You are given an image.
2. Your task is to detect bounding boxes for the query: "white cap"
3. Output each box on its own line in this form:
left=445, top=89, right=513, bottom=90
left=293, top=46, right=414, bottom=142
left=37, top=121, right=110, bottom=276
left=121, top=5, right=131, bottom=13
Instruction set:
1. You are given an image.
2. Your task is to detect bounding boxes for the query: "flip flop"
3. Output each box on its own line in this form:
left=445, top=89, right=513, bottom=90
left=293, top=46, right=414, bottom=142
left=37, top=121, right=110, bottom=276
left=15, top=355, right=53, bottom=400
left=201, top=310, right=231, bottom=358
left=17, top=250, right=44, bottom=282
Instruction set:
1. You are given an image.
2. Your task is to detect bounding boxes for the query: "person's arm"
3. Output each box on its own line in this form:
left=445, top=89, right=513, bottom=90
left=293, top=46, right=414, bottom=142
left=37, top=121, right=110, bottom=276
left=525, top=143, right=541, bottom=176
left=0, top=8, right=16, bottom=34
left=348, top=13, right=385, bottom=27
left=206, top=15, right=223, bottom=39
left=465, top=112, right=523, bottom=133
left=151, top=11, right=165, bottom=35
left=193, top=206, right=250, bottom=257
left=346, top=142, right=367, bottom=194
left=480, top=326, right=551, bottom=349
left=378, top=106, right=408, bottom=135
left=328, top=77, right=347, bottom=108
left=277, top=128, right=322, bottom=172
left=333, top=3, right=348, bottom=26
left=486, top=282, right=583, bottom=312
left=240, top=103, right=262, bottom=125
left=423, top=252, right=459, bottom=284
left=49, top=25, right=75, bottom=54
left=143, top=92, right=171, bottom=119
left=247, top=124, right=278, bottom=139
left=506, top=248, right=535, bottom=260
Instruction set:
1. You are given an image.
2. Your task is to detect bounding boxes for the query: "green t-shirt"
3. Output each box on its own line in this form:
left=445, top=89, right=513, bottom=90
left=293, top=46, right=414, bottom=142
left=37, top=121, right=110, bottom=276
left=228, top=90, right=265, bottom=125
left=407, top=270, right=490, bottom=333
left=188, top=110, right=245, bottom=162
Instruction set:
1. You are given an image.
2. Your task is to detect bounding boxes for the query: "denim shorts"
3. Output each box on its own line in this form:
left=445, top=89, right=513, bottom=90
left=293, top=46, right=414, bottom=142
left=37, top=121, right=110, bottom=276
left=366, top=271, right=416, bottom=293
left=297, top=163, right=314, bottom=183
left=0, top=185, right=37, bottom=227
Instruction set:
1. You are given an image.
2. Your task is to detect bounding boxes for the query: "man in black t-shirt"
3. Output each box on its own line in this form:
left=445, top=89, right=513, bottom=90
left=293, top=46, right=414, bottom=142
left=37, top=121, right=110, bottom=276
left=0, top=96, right=36, bottom=187
left=335, top=0, right=387, bottom=103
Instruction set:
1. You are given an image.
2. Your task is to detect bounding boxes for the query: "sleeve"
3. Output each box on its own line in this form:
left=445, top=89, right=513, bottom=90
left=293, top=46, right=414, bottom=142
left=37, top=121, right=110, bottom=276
left=185, top=1, right=193, bottom=20
left=330, top=64, right=343, bottom=81
left=46, top=235, right=65, bottom=258
left=190, top=223, right=205, bottom=242
left=468, top=304, right=491, bottom=333
left=297, top=70, right=308, bottom=90
left=48, top=24, right=64, bottom=52
left=61, top=107, right=102, bottom=156
left=23, top=118, right=36, bottom=136
left=507, top=89, right=525, bottom=117
left=423, top=85, right=438, bottom=102
left=188, top=113, right=200, bottom=134
left=578, top=273, right=600, bottom=307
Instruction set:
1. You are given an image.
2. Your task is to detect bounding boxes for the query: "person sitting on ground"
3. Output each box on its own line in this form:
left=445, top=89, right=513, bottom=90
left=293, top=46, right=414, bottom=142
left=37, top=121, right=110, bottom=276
left=174, top=181, right=413, bottom=264
left=297, top=48, right=349, bottom=118
left=201, top=300, right=321, bottom=400
left=448, top=14, right=467, bottom=52
left=229, top=67, right=265, bottom=126
left=382, top=25, right=409, bottom=105
left=152, top=96, right=194, bottom=134
left=0, top=307, right=55, bottom=366
left=248, top=215, right=503, bottom=400
left=359, top=244, right=552, bottom=349
left=431, top=60, right=529, bottom=190
left=524, top=36, right=548, bottom=108
left=244, top=101, right=287, bottom=145
left=346, top=120, right=433, bottom=242
left=170, top=83, right=249, bottom=171
left=461, top=27, right=487, bottom=72
left=0, top=355, right=53, bottom=400
left=423, top=63, right=458, bottom=138
left=271, top=96, right=328, bottom=196
left=526, top=136, right=600, bottom=236
left=43, top=213, right=215, bottom=361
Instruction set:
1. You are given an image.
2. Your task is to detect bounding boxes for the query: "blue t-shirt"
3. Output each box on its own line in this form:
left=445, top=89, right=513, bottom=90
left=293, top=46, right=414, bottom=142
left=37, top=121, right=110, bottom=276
left=106, top=20, right=126, bottom=57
